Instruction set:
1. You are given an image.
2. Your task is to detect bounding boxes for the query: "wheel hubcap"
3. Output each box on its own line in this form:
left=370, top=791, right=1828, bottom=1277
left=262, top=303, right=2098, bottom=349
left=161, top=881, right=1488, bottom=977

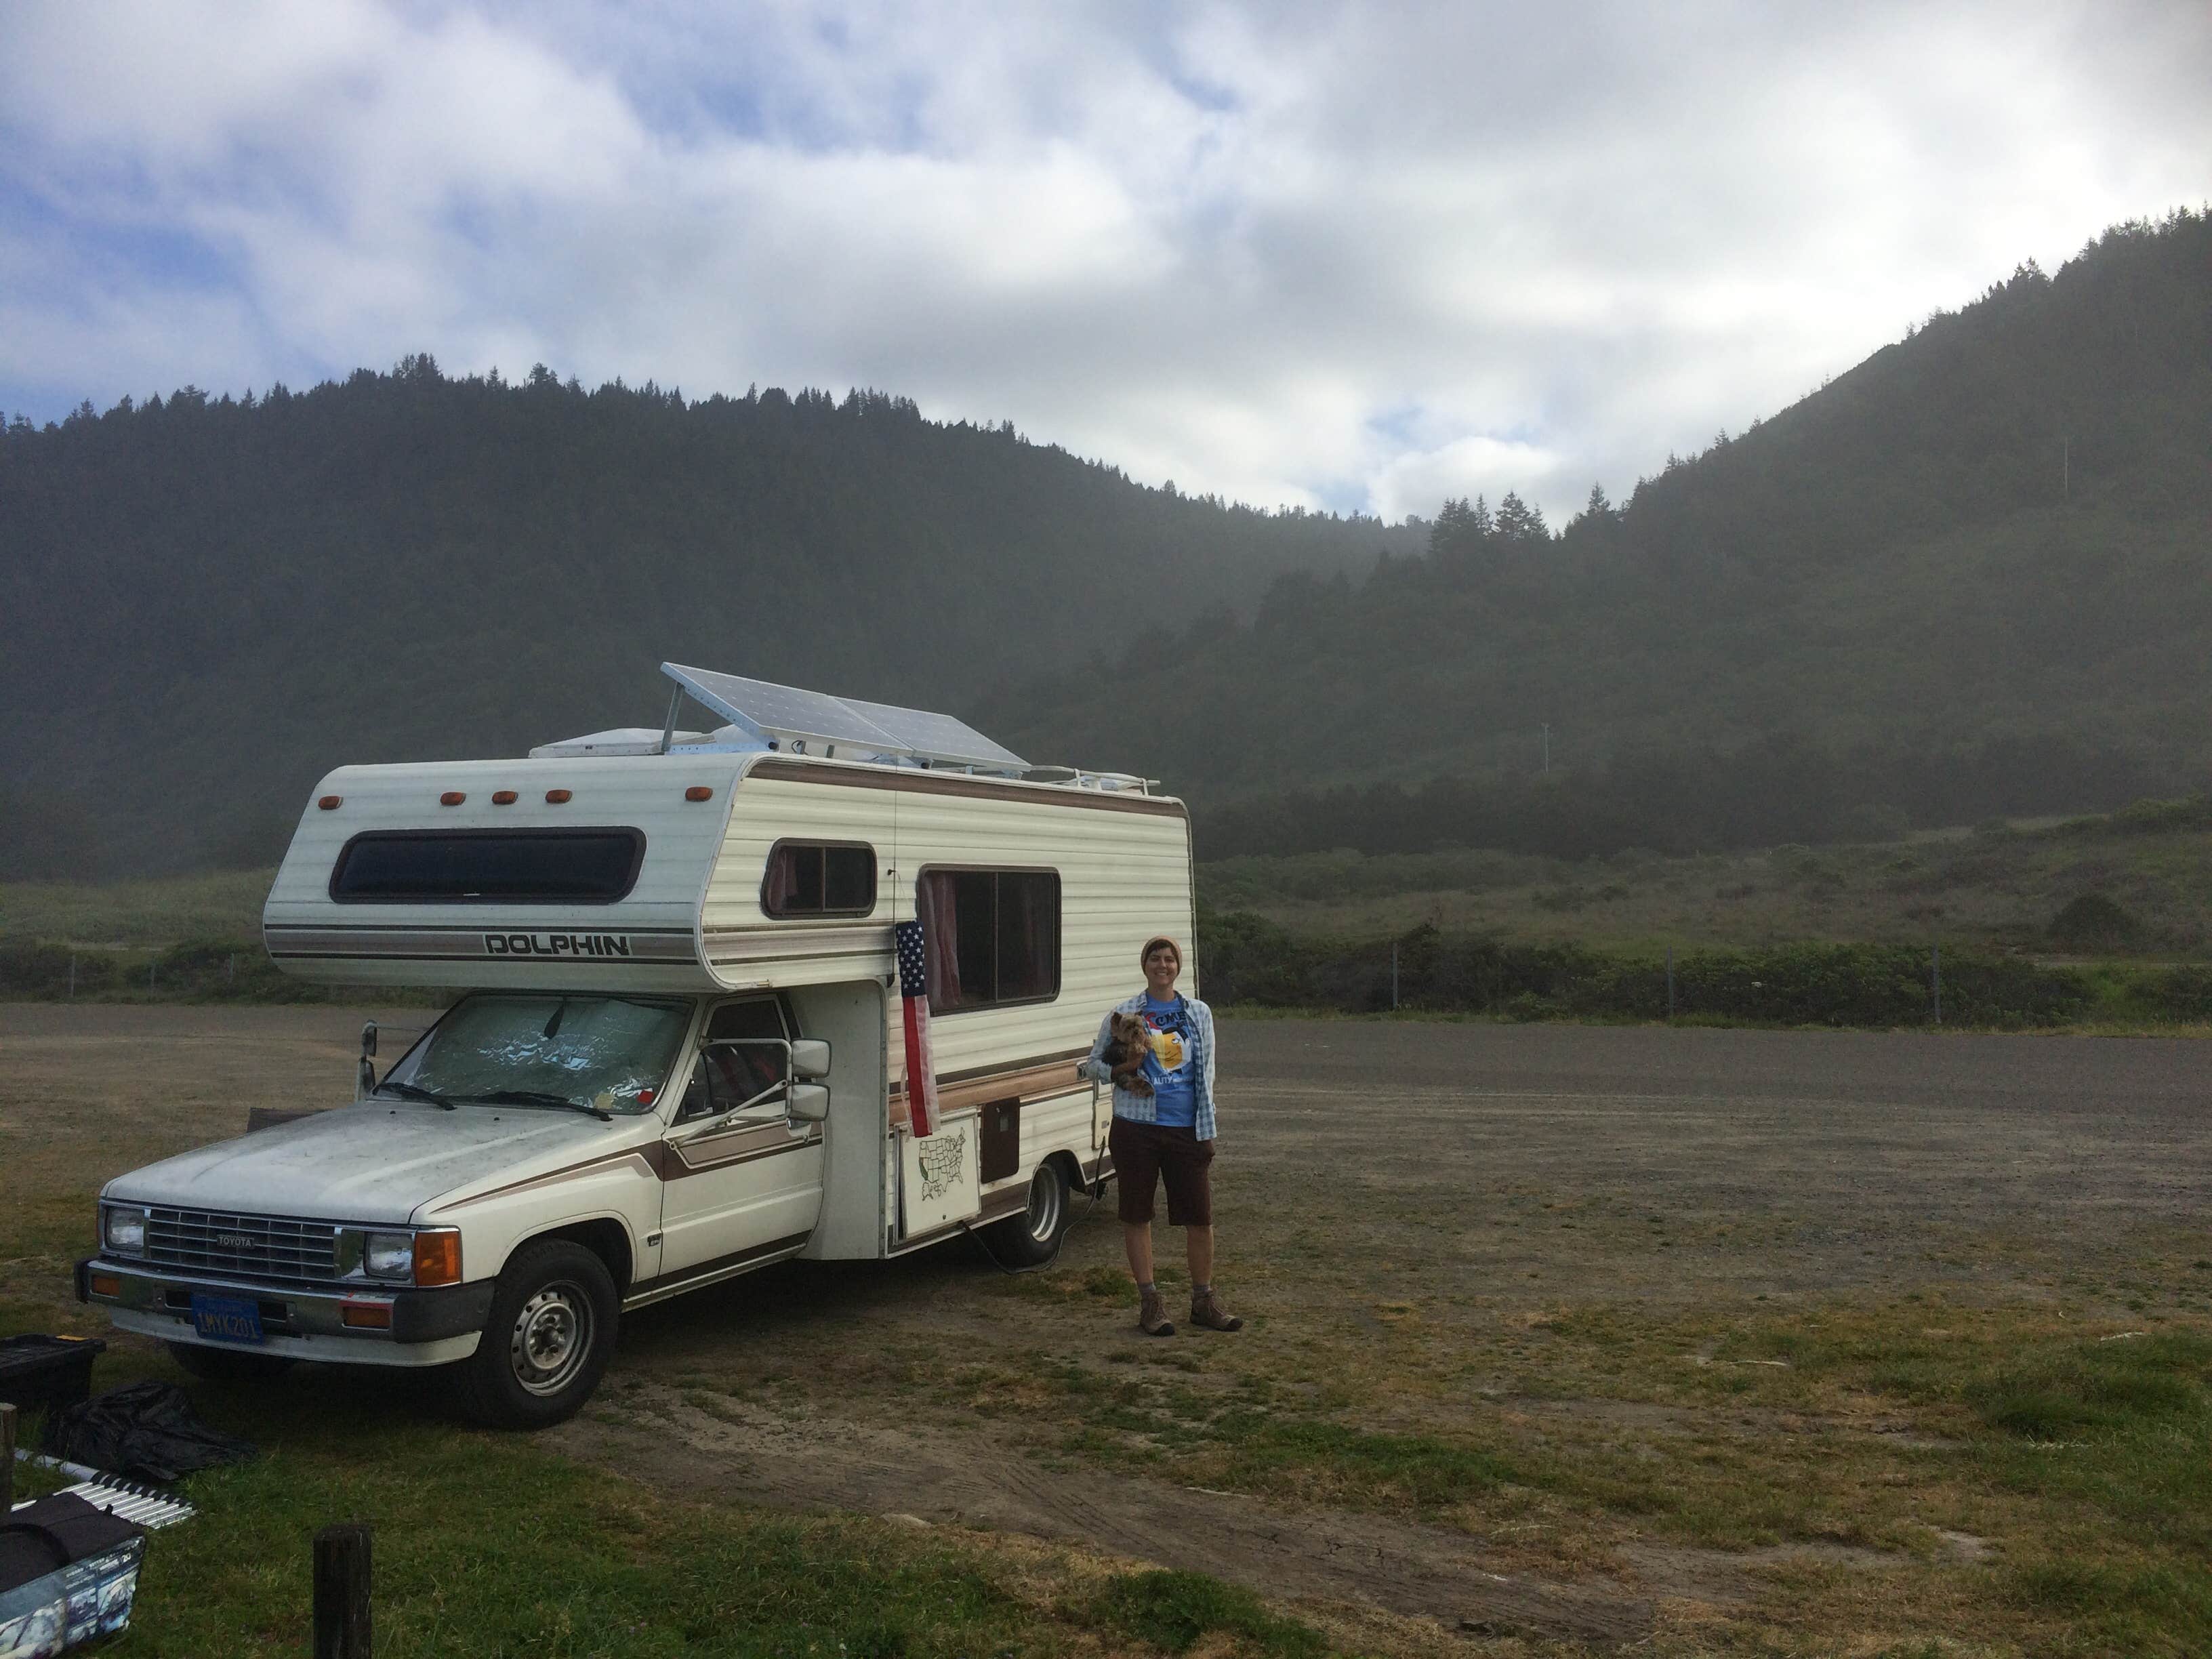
left=1025, top=1168, right=1063, bottom=1243
left=510, top=1281, right=592, bottom=1395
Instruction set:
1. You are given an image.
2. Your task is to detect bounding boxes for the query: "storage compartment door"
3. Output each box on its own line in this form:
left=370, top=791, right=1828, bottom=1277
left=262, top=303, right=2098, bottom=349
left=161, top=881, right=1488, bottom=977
left=898, top=1111, right=980, bottom=1237
left=979, top=1099, right=1021, bottom=1184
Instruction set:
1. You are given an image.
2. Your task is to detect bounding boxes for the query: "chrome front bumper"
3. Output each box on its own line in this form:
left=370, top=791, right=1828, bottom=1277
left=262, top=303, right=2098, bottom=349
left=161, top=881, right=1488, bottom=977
left=77, top=1257, right=493, bottom=1368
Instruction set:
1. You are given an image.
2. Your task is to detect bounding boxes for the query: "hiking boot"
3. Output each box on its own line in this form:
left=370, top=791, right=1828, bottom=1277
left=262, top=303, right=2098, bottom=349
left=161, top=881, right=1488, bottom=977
left=1137, top=1288, right=1176, bottom=1337
left=1189, top=1289, right=1244, bottom=1332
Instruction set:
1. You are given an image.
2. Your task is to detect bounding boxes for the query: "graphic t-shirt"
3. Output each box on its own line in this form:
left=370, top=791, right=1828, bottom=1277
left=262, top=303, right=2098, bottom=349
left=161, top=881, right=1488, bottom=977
left=1140, top=994, right=1197, bottom=1128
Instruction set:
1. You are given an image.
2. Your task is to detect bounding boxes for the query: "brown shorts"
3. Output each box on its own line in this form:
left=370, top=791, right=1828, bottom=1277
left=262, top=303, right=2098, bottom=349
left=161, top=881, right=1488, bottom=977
left=1110, top=1116, right=1214, bottom=1227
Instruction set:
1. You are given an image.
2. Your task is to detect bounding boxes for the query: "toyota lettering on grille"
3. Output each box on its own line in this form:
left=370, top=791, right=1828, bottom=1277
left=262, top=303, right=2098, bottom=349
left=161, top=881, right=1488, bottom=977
left=215, top=1232, right=259, bottom=1252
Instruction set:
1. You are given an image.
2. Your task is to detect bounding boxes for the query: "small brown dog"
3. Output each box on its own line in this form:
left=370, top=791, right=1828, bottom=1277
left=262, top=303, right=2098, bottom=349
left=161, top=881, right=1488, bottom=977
left=1102, top=1012, right=1155, bottom=1096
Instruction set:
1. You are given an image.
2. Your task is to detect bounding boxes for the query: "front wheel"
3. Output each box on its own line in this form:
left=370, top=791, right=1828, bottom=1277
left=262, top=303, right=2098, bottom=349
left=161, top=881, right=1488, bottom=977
left=454, top=1240, right=619, bottom=1430
left=987, top=1160, right=1071, bottom=1267
left=167, top=1340, right=295, bottom=1384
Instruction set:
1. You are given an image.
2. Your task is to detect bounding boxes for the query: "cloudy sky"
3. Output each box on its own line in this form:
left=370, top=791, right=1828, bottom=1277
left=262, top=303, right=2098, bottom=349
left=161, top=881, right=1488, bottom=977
left=3, top=1, right=2206, bottom=525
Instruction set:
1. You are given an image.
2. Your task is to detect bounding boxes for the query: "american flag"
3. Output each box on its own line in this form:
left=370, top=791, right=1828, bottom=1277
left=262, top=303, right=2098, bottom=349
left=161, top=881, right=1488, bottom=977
left=895, top=918, right=939, bottom=1137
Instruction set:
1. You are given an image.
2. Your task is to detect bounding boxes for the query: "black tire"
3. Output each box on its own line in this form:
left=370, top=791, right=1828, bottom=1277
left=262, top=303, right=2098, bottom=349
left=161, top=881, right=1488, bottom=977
left=987, top=1160, right=1072, bottom=1267
left=454, top=1239, right=619, bottom=1430
left=166, top=1340, right=295, bottom=1383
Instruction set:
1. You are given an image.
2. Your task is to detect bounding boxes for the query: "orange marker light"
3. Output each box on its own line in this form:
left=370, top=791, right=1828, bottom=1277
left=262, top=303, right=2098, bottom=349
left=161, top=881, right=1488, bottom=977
left=492, top=790, right=517, bottom=805
left=545, top=788, right=573, bottom=804
left=318, top=795, right=343, bottom=811
left=685, top=785, right=714, bottom=802
left=340, top=1302, right=393, bottom=1330
left=440, top=791, right=466, bottom=806
left=89, top=1273, right=121, bottom=1298
left=412, top=1228, right=462, bottom=1287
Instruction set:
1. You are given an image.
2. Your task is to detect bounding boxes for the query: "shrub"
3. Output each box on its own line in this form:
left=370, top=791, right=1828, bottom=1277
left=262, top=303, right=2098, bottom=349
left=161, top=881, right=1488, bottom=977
left=0, top=939, right=117, bottom=996
left=2049, top=893, right=2144, bottom=951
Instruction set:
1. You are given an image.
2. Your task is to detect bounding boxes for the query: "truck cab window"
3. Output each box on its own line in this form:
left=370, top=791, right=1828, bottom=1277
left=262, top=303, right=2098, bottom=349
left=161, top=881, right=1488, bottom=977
left=678, top=999, right=790, bottom=1122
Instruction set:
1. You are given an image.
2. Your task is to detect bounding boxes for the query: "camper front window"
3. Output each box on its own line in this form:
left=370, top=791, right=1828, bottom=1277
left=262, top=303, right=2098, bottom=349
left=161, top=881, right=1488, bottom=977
left=377, top=994, right=691, bottom=1115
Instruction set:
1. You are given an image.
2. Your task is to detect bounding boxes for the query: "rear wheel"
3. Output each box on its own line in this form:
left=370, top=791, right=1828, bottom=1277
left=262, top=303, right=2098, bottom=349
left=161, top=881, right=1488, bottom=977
left=454, top=1240, right=619, bottom=1430
left=987, top=1160, right=1071, bottom=1267
left=166, top=1340, right=295, bottom=1383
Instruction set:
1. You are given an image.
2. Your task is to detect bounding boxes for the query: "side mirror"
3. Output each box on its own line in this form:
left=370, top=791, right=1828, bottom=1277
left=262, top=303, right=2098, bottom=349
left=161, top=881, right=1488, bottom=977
left=356, top=1021, right=379, bottom=1101
left=787, top=1082, right=830, bottom=1123
left=790, top=1038, right=831, bottom=1080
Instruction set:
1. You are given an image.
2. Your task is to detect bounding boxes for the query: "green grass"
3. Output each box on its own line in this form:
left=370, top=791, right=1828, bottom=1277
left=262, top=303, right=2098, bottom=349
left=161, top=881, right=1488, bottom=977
left=1201, top=800, right=2212, bottom=957
left=1092, top=1570, right=1327, bottom=1658
left=1, top=1349, right=1334, bottom=1658
left=1, top=869, right=276, bottom=945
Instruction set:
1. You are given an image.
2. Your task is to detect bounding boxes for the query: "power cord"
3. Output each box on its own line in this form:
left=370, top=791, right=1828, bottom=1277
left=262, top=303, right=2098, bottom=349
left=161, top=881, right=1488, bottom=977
left=960, top=1162, right=1109, bottom=1277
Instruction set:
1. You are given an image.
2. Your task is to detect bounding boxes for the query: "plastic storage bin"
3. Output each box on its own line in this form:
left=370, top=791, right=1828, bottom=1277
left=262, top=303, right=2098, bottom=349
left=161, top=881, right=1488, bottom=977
left=0, top=1340, right=106, bottom=1418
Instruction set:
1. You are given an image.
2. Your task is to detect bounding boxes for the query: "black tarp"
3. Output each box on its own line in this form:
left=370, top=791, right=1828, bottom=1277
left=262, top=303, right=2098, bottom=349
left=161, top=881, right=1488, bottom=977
left=45, top=1381, right=257, bottom=1484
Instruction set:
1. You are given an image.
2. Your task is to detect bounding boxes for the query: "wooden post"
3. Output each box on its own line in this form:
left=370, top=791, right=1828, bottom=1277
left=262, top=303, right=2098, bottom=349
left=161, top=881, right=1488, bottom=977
left=313, top=1522, right=372, bottom=1659
left=1, top=1401, right=16, bottom=1514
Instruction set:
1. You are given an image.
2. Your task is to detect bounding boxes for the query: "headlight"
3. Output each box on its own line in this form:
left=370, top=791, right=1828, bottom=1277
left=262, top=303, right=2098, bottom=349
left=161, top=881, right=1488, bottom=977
left=364, top=1231, right=415, bottom=1281
left=103, top=1206, right=148, bottom=1256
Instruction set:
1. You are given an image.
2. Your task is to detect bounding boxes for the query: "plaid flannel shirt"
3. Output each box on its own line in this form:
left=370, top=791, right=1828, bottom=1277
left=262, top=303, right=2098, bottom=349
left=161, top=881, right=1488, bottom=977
left=1079, top=990, right=1218, bottom=1141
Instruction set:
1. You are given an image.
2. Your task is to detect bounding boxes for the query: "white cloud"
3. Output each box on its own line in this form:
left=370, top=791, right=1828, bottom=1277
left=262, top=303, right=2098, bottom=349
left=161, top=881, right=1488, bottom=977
left=1, top=0, right=2206, bottom=526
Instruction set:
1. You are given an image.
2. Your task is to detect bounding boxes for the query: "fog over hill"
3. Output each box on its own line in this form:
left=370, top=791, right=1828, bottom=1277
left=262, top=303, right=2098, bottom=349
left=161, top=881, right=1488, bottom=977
left=0, top=379, right=1414, bottom=878
left=3, top=209, right=2206, bottom=881
left=987, top=209, right=2212, bottom=861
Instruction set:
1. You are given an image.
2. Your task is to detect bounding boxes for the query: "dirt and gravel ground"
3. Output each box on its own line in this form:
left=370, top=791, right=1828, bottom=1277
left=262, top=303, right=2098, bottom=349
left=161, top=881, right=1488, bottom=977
left=5, top=1004, right=2209, bottom=1654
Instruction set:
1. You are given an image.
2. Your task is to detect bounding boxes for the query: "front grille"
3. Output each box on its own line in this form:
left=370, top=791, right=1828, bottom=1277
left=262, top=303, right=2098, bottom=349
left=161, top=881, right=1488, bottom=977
left=146, top=1208, right=342, bottom=1284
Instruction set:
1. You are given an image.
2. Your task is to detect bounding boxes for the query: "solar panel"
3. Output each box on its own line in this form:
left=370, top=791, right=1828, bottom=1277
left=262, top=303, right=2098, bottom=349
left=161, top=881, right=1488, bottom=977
left=842, top=696, right=1030, bottom=771
left=663, top=665, right=904, bottom=754
left=660, top=664, right=1027, bottom=771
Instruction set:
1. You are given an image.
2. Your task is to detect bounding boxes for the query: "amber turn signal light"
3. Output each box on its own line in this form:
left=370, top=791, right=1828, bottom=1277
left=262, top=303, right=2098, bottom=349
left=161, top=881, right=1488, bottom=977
left=412, top=1229, right=462, bottom=1288
left=340, top=1302, right=393, bottom=1330
left=545, top=788, right=573, bottom=804
left=684, top=785, right=714, bottom=802
left=318, top=795, right=342, bottom=811
left=439, top=791, right=466, bottom=806
left=89, top=1273, right=121, bottom=1298
left=492, top=790, right=518, bottom=805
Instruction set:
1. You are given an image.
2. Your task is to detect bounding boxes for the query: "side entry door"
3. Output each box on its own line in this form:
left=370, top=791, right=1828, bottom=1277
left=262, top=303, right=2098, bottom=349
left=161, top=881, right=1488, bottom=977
left=657, top=998, right=825, bottom=1277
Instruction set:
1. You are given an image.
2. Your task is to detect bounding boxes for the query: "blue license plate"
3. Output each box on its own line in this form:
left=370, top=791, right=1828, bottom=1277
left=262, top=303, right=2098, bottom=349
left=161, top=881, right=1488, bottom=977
left=189, top=1293, right=264, bottom=1344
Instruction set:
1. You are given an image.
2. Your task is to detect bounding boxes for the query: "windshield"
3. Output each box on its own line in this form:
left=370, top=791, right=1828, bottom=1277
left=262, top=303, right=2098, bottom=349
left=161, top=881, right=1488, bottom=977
left=380, top=994, right=693, bottom=1115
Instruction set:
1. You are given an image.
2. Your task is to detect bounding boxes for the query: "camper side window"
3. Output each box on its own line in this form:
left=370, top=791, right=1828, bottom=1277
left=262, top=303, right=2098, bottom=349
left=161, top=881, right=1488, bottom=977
left=914, top=869, right=1060, bottom=1013
left=762, top=842, right=876, bottom=918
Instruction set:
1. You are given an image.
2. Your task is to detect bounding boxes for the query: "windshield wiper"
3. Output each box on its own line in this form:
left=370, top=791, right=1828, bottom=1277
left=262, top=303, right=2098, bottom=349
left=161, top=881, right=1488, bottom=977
left=375, top=1080, right=459, bottom=1111
left=467, top=1090, right=613, bottom=1122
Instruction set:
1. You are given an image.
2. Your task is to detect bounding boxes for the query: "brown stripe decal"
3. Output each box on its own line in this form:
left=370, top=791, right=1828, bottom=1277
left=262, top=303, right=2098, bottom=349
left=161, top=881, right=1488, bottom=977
left=624, top=1231, right=813, bottom=1303
left=663, top=1122, right=821, bottom=1179
left=745, top=757, right=1187, bottom=817
left=891, top=1052, right=1090, bottom=1114
left=445, top=1147, right=662, bottom=1209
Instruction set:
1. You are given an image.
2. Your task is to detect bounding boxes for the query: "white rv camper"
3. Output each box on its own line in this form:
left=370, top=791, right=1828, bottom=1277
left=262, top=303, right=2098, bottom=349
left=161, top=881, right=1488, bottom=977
left=79, top=665, right=1191, bottom=1427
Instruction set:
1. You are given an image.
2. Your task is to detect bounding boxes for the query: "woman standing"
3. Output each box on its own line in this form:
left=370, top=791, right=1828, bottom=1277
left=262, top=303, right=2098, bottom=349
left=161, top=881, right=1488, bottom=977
left=1082, top=936, right=1242, bottom=1336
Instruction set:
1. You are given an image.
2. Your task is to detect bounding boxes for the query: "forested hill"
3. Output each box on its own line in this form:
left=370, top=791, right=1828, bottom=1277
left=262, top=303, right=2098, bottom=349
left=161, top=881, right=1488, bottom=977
left=0, top=374, right=1417, bottom=878
left=987, top=209, right=2212, bottom=860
